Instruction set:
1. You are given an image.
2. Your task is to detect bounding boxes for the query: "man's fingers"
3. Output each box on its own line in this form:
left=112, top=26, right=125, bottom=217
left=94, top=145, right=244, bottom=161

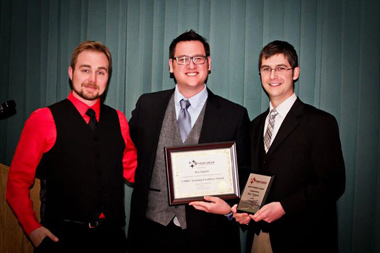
left=203, top=196, right=217, bottom=202
left=45, top=230, right=59, bottom=242
left=231, top=204, right=238, bottom=213
left=189, top=201, right=210, bottom=208
left=29, top=226, right=59, bottom=247
left=189, top=201, right=211, bottom=212
left=252, top=210, right=264, bottom=222
left=190, top=204, right=208, bottom=212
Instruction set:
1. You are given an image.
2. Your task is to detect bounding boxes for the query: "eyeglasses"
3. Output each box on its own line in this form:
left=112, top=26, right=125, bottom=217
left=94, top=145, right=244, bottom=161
left=173, top=56, right=208, bottom=65
left=260, top=66, right=293, bottom=75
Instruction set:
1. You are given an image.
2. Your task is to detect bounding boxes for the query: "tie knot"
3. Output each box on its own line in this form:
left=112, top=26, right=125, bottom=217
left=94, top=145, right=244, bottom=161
left=269, top=109, right=278, bottom=118
left=86, top=108, right=97, bottom=131
left=180, top=99, right=191, bottom=110
left=86, top=108, right=96, bottom=119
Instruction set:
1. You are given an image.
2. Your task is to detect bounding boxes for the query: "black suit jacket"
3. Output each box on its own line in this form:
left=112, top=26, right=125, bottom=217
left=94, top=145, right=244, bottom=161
left=128, top=88, right=251, bottom=252
left=247, top=98, right=345, bottom=253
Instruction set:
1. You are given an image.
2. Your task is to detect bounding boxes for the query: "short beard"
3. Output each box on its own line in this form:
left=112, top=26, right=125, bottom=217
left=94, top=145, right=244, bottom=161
left=74, top=83, right=101, bottom=101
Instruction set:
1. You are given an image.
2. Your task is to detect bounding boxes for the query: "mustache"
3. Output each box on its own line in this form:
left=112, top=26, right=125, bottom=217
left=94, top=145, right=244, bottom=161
left=81, top=82, right=99, bottom=89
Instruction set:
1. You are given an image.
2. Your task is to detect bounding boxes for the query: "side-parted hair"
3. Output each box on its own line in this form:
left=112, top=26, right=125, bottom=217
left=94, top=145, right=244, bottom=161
left=169, top=30, right=210, bottom=59
left=258, top=40, right=298, bottom=70
left=70, top=41, right=112, bottom=75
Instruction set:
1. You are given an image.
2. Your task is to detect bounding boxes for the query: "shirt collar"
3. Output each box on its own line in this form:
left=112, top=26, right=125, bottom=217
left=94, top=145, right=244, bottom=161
left=68, top=91, right=101, bottom=121
left=174, top=84, right=208, bottom=109
left=269, top=93, right=297, bottom=118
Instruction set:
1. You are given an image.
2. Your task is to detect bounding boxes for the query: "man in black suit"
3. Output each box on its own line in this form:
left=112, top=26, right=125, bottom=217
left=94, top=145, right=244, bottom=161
left=233, top=41, right=345, bottom=252
left=127, top=30, right=250, bottom=252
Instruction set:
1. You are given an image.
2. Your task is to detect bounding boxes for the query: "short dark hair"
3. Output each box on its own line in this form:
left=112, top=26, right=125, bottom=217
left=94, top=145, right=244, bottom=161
left=258, top=40, right=298, bottom=70
left=169, top=30, right=210, bottom=59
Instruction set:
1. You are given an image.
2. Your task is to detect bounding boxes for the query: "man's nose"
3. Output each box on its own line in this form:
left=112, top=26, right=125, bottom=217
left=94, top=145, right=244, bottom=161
left=88, top=72, right=97, bottom=82
left=269, top=69, right=277, bottom=79
left=187, top=59, right=196, bottom=69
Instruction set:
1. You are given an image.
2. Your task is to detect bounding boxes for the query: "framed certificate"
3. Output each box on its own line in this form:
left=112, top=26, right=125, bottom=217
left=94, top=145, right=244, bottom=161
left=237, top=173, right=275, bottom=214
left=165, top=141, right=240, bottom=205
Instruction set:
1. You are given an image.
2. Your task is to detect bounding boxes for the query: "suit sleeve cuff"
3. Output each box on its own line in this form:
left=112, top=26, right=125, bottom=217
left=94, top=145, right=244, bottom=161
left=224, top=212, right=234, bottom=221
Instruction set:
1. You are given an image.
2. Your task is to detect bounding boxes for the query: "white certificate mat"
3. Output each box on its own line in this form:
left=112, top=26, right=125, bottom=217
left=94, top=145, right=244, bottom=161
left=165, top=142, right=240, bottom=205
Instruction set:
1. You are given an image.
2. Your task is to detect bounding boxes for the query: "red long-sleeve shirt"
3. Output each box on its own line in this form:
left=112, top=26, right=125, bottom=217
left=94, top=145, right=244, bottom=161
left=6, top=92, right=137, bottom=235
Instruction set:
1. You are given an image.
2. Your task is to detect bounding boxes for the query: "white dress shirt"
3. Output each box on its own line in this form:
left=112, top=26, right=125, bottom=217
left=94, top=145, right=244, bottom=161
left=174, top=84, right=208, bottom=128
left=263, top=93, right=297, bottom=146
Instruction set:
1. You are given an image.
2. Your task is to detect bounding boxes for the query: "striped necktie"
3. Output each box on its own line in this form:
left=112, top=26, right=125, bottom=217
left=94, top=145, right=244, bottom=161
left=264, top=109, right=278, bottom=153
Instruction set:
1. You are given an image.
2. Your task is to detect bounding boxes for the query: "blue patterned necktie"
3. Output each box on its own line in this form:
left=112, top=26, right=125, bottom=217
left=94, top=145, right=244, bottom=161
left=178, top=99, right=191, bottom=142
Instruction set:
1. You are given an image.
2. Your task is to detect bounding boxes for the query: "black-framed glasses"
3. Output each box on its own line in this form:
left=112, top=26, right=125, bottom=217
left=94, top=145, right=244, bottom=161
left=173, top=56, right=208, bottom=65
left=259, top=66, right=293, bottom=75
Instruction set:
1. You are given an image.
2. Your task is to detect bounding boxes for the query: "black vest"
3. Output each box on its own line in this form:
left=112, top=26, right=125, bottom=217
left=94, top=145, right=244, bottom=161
left=36, top=99, right=125, bottom=224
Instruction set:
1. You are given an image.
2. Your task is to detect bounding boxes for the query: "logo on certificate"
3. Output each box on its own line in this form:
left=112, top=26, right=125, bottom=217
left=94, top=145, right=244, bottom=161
left=189, top=160, right=197, bottom=168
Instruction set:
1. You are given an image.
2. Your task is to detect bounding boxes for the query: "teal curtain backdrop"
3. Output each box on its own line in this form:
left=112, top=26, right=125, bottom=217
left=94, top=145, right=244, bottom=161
left=1, top=0, right=379, bottom=252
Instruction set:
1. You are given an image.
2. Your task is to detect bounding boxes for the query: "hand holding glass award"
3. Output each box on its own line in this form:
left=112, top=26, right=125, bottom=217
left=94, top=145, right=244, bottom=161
left=237, top=173, right=275, bottom=214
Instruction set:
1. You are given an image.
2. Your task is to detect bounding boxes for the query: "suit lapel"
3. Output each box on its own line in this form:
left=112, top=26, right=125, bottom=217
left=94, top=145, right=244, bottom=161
left=149, top=89, right=175, bottom=151
left=198, top=89, right=221, bottom=143
left=154, top=89, right=175, bottom=121
left=251, top=112, right=267, bottom=171
left=266, top=99, right=304, bottom=157
left=150, top=88, right=218, bottom=144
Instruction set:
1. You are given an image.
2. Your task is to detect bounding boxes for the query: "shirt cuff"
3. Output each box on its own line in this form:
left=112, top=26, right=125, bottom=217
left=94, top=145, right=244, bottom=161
left=224, top=212, right=234, bottom=221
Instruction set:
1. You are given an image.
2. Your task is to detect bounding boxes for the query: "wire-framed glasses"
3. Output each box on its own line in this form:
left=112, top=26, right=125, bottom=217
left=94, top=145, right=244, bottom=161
left=260, top=66, right=293, bottom=75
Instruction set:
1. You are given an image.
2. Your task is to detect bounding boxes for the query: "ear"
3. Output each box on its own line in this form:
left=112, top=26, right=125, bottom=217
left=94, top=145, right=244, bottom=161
left=207, top=57, right=211, bottom=72
left=293, top=67, right=300, bottom=80
left=68, top=66, right=73, bottom=80
left=169, top=59, right=174, bottom=73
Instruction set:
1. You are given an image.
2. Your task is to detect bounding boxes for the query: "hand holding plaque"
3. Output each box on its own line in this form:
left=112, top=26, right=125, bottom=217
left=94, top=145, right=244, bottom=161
left=165, top=142, right=240, bottom=205
left=237, top=173, right=274, bottom=214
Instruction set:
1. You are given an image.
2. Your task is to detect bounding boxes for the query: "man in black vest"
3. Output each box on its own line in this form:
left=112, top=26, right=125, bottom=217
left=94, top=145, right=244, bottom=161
left=6, top=41, right=137, bottom=252
left=127, top=30, right=251, bottom=252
